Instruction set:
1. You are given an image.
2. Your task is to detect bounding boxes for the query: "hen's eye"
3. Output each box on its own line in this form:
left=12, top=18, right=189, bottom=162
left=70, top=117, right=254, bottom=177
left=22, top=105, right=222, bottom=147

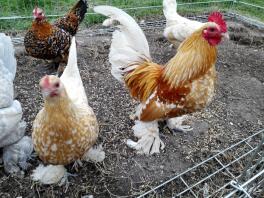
left=54, top=82, right=60, bottom=88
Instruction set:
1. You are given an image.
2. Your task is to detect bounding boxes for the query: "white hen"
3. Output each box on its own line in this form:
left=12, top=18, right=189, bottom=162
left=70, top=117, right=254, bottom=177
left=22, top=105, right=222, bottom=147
left=163, top=0, right=204, bottom=46
left=0, top=33, right=33, bottom=174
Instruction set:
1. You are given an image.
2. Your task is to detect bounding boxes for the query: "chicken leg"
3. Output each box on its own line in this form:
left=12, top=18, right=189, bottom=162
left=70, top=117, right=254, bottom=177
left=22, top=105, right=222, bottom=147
left=166, top=115, right=193, bottom=134
left=126, top=120, right=165, bottom=155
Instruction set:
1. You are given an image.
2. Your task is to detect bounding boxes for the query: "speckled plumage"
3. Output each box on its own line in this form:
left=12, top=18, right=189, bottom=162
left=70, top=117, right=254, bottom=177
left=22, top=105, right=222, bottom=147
left=24, top=22, right=71, bottom=62
left=54, top=0, right=88, bottom=36
left=32, top=95, right=98, bottom=165
left=24, top=0, right=87, bottom=65
left=32, top=37, right=99, bottom=165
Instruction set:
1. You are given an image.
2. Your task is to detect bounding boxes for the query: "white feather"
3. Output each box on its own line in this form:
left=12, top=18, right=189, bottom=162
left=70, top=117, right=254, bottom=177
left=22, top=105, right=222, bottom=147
left=31, top=164, right=66, bottom=184
left=163, top=0, right=204, bottom=42
left=60, top=37, right=88, bottom=108
left=0, top=100, right=23, bottom=148
left=0, top=33, right=16, bottom=80
left=83, top=144, right=105, bottom=163
left=93, top=6, right=151, bottom=82
left=0, top=34, right=16, bottom=108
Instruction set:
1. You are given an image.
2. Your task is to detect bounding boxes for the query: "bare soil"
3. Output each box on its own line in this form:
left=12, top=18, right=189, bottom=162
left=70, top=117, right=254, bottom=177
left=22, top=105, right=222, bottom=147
left=0, top=20, right=263, bottom=198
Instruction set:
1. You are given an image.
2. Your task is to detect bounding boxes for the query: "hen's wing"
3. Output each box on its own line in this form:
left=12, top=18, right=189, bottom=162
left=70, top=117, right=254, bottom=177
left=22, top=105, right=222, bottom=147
left=54, top=0, right=87, bottom=36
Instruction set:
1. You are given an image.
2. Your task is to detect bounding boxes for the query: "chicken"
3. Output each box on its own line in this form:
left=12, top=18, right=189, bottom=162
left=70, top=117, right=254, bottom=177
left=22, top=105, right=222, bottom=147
left=0, top=33, right=33, bottom=174
left=94, top=6, right=228, bottom=155
left=24, top=0, right=87, bottom=76
left=163, top=0, right=204, bottom=47
left=32, top=37, right=105, bottom=185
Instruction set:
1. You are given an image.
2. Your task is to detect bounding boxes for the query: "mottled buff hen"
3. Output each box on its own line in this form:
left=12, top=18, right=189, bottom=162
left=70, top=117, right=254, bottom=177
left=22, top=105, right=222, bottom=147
left=32, top=37, right=105, bottom=185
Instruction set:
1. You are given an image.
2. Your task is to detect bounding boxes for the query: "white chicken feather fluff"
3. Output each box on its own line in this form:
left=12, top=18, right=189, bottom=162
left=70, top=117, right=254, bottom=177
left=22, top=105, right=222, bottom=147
left=163, top=0, right=204, bottom=43
left=32, top=164, right=67, bottom=185
left=0, top=33, right=16, bottom=108
left=0, top=33, right=33, bottom=174
left=94, top=6, right=151, bottom=82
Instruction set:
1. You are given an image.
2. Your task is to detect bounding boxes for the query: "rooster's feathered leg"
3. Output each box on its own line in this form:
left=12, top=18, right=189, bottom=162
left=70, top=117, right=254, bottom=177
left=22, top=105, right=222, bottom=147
left=126, top=120, right=165, bottom=155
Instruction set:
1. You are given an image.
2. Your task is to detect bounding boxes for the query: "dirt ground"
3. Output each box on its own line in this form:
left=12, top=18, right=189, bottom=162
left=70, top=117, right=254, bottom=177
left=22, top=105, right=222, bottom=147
left=0, top=19, right=264, bottom=198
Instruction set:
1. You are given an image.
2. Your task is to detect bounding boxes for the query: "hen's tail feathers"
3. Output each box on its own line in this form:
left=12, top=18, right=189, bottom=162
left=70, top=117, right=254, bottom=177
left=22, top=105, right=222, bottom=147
left=31, top=164, right=66, bottom=184
left=54, top=0, right=87, bottom=35
left=71, top=0, right=88, bottom=24
left=60, top=37, right=88, bottom=106
left=163, top=0, right=179, bottom=26
left=0, top=33, right=16, bottom=80
left=93, top=6, right=151, bottom=82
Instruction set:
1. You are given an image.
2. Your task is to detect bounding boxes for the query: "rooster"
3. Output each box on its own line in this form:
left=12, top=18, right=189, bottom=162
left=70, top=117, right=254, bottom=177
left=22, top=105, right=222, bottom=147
left=24, top=0, right=87, bottom=76
left=94, top=6, right=228, bottom=155
left=31, top=37, right=105, bottom=184
left=163, top=0, right=205, bottom=47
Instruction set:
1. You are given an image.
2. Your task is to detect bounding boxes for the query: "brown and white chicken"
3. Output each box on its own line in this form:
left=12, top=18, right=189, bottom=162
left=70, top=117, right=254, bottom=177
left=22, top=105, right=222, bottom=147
left=31, top=37, right=105, bottom=185
left=94, top=6, right=228, bottom=155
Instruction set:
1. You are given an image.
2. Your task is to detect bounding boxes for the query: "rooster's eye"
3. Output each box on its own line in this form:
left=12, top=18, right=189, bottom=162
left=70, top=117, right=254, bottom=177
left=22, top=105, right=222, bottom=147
left=54, top=82, right=60, bottom=88
left=209, top=28, right=215, bottom=32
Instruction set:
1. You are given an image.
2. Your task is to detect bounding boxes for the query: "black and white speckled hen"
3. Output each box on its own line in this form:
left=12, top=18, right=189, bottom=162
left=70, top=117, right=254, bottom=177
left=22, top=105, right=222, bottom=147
left=24, top=0, right=87, bottom=76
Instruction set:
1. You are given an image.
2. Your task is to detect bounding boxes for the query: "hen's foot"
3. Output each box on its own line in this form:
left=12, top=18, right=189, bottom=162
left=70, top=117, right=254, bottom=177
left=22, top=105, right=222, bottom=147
left=126, top=120, right=165, bottom=155
left=82, top=145, right=105, bottom=163
left=167, top=115, right=193, bottom=134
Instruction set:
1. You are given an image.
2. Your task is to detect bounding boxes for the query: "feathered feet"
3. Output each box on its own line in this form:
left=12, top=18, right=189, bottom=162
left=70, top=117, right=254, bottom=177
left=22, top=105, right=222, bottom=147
left=167, top=115, right=193, bottom=133
left=127, top=120, right=165, bottom=155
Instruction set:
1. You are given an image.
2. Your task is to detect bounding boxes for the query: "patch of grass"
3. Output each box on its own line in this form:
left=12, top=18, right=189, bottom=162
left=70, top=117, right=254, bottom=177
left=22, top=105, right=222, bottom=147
left=0, top=0, right=264, bottom=31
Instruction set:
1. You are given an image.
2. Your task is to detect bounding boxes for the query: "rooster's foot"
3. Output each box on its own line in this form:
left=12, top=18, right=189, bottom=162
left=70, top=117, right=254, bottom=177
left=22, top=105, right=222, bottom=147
left=167, top=115, right=193, bottom=134
left=126, top=120, right=165, bottom=155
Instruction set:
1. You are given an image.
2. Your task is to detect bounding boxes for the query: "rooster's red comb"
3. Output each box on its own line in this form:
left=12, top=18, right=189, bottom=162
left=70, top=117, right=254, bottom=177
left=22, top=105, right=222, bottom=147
left=208, top=12, right=227, bottom=33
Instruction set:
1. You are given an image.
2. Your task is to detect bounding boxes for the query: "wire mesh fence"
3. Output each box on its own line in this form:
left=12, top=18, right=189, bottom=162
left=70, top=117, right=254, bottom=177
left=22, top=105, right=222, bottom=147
left=0, top=0, right=263, bottom=197
left=1, top=0, right=264, bottom=31
left=138, top=129, right=264, bottom=197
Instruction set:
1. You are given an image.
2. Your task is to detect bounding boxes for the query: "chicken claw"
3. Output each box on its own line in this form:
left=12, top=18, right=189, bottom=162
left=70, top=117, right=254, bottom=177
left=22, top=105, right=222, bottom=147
left=167, top=115, right=193, bottom=134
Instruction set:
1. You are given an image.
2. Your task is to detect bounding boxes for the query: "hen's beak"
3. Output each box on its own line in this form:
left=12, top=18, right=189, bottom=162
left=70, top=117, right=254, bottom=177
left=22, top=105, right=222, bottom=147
left=221, top=32, right=229, bottom=40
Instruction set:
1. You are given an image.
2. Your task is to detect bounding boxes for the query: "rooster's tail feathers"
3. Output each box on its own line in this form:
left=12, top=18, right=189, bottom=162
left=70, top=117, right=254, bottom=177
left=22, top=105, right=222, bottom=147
left=0, top=33, right=16, bottom=80
left=93, top=6, right=151, bottom=82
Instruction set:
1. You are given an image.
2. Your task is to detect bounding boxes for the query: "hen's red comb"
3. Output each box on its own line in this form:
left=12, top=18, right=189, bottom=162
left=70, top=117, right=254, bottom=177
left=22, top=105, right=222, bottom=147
left=42, top=75, right=50, bottom=88
left=34, top=6, right=38, bottom=16
left=208, top=12, right=227, bottom=33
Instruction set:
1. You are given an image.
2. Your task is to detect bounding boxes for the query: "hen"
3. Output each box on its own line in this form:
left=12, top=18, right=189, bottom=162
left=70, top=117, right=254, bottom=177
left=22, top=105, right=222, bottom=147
left=0, top=33, right=33, bottom=174
left=32, top=37, right=105, bottom=184
left=94, top=6, right=228, bottom=155
left=24, top=0, right=87, bottom=76
left=163, top=0, right=204, bottom=47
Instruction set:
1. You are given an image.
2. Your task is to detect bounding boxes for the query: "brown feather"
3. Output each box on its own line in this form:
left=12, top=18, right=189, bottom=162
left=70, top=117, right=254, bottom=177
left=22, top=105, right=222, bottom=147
left=31, top=21, right=52, bottom=39
left=162, top=24, right=217, bottom=89
left=125, top=61, right=163, bottom=102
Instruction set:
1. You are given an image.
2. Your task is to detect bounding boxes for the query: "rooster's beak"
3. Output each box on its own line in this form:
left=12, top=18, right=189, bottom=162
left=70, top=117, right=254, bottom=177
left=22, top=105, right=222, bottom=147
left=221, top=32, right=229, bottom=40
